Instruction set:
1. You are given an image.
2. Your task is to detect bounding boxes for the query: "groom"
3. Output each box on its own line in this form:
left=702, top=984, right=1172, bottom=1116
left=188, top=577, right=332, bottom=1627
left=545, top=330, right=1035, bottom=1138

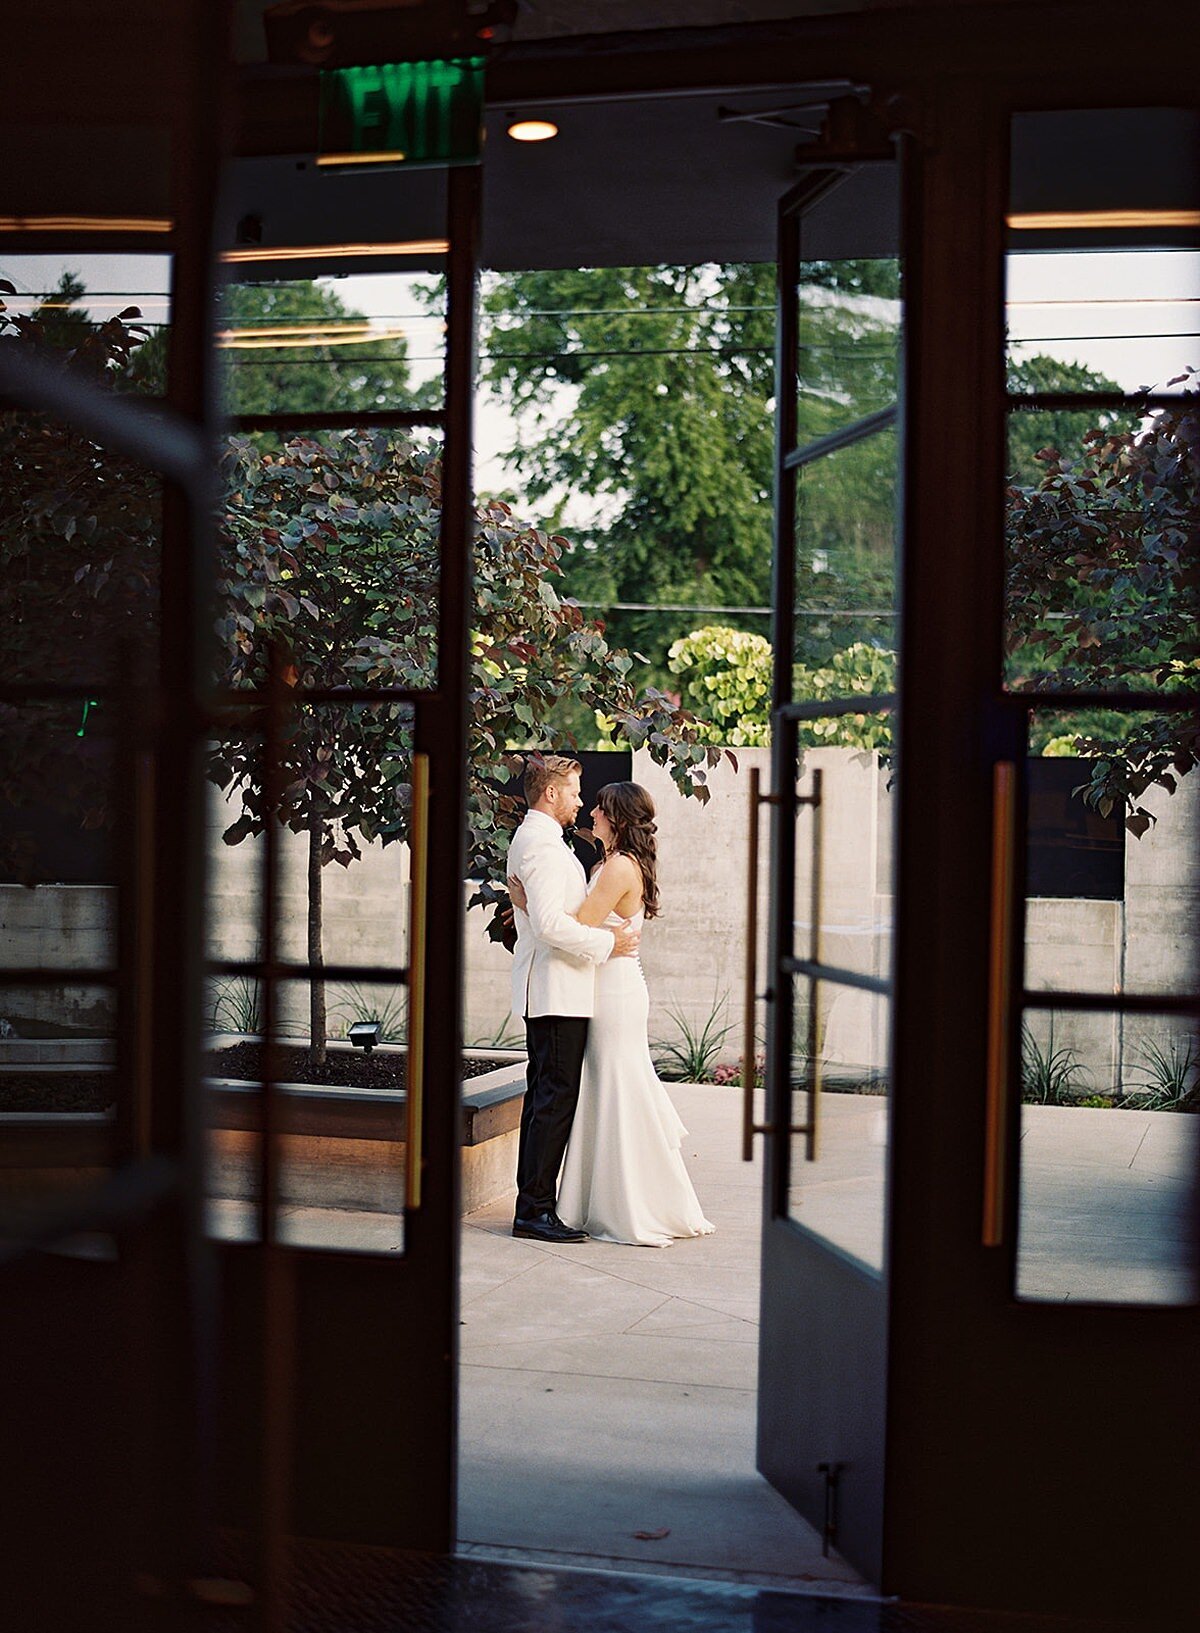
left=506, top=753, right=640, bottom=1243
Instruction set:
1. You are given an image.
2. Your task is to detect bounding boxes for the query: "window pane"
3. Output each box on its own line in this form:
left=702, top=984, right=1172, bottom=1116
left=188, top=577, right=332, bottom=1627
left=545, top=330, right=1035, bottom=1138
left=1017, top=1008, right=1199, bottom=1305
left=219, top=270, right=446, bottom=418
left=0, top=408, right=163, bottom=690
left=0, top=251, right=172, bottom=398
left=206, top=979, right=409, bottom=1255
left=792, top=716, right=895, bottom=983
left=786, top=972, right=889, bottom=1273
left=794, top=424, right=898, bottom=672
left=1024, top=709, right=1200, bottom=998
left=1004, top=406, right=1199, bottom=696
left=204, top=704, right=416, bottom=1254
left=213, top=427, right=443, bottom=693
left=792, top=253, right=900, bottom=441
left=785, top=722, right=893, bottom=1274
left=0, top=980, right=117, bottom=1251
left=1006, top=249, right=1200, bottom=399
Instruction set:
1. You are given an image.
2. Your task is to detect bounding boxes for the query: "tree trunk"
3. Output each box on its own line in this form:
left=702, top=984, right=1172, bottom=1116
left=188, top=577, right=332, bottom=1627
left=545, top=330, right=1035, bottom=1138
left=308, top=811, right=327, bottom=1066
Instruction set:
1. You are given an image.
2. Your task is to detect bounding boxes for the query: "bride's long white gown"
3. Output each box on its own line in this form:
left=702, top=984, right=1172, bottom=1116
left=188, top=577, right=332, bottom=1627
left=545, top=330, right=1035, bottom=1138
left=558, top=902, right=715, bottom=1247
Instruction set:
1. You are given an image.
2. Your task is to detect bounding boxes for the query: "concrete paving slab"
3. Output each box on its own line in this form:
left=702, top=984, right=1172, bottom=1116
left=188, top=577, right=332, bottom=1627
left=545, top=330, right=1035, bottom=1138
left=1130, top=1112, right=1200, bottom=1177
left=626, top=1300, right=758, bottom=1342
left=1020, top=1105, right=1155, bottom=1167
left=462, top=1331, right=758, bottom=1390
left=458, top=1366, right=862, bottom=1589
left=460, top=1252, right=670, bottom=1345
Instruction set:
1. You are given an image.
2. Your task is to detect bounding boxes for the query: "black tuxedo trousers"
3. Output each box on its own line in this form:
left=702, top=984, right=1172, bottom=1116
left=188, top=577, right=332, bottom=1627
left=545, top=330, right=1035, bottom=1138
left=515, top=1015, right=589, bottom=1221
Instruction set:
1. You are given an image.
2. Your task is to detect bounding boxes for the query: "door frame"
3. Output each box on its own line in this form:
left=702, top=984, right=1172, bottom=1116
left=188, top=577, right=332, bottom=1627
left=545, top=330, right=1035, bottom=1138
left=882, top=80, right=1200, bottom=1619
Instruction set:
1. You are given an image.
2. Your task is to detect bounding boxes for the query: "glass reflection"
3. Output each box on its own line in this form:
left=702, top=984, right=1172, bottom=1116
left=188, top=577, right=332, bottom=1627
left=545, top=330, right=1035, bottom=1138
left=787, top=976, right=889, bottom=1273
left=794, top=258, right=900, bottom=438
left=1017, top=1010, right=1199, bottom=1304
left=219, top=271, right=446, bottom=418
left=794, top=426, right=898, bottom=673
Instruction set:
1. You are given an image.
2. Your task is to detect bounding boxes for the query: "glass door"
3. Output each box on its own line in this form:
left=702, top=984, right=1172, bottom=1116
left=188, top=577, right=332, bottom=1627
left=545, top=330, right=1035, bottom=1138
left=206, top=161, right=481, bottom=1572
left=753, top=142, right=902, bottom=1583
left=870, top=94, right=1198, bottom=1621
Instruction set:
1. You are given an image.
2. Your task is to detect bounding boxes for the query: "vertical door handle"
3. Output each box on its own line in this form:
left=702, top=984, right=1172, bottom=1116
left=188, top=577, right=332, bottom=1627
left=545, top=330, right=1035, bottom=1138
left=805, top=768, right=824, bottom=1162
left=742, top=767, right=763, bottom=1160
left=983, top=760, right=1017, bottom=1246
left=742, top=769, right=780, bottom=1159
left=406, top=752, right=430, bottom=1211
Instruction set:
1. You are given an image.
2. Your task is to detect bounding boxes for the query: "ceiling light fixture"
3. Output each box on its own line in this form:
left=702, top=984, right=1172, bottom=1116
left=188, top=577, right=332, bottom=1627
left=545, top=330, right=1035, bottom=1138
left=1007, top=209, right=1200, bottom=231
left=218, top=324, right=407, bottom=350
left=507, top=118, right=558, bottom=143
left=0, top=215, right=172, bottom=234
left=221, top=239, right=448, bottom=264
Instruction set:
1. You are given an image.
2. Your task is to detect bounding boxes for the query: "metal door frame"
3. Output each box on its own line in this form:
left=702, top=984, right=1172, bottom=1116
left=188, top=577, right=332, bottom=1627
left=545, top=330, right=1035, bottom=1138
left=754, top=137, right=904, bottom=1583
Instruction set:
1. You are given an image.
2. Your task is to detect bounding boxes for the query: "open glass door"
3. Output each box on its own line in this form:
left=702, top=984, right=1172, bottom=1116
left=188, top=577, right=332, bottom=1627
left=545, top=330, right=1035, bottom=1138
left=754, top=92, right=1199, bottom=1622
left=753, top=135, right=902, bottom=1582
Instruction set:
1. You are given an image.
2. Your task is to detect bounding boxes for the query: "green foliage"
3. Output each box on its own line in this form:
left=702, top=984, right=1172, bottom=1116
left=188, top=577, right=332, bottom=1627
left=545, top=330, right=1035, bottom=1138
left=205, top=976, right=263, bottom=1036
left=0, top=275, right=158, bottom=880
left=652, top=993, right=734, bottom=1083
left=1005, top=371, right=1200, bottom=832
left=796, top=643, right=895, bottom=752
left=667, top=626, right=895, bottom=752
left=1121, top=1033, right=1199, bottom=1111
left=668, top=626, right=773, bottom=745
left=1005, top=355, right=1132, bottom=486
left=1020, top=1021, right=1090, bottom=1105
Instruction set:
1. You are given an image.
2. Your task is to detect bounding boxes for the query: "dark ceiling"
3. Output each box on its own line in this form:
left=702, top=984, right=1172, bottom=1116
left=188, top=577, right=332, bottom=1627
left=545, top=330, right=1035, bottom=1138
left=222, top=89, right=900, bottom=276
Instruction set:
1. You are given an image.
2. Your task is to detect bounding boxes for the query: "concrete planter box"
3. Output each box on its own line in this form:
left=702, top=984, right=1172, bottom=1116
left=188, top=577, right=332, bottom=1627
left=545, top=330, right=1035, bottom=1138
left=0, top=1050, right=527, bottom=1219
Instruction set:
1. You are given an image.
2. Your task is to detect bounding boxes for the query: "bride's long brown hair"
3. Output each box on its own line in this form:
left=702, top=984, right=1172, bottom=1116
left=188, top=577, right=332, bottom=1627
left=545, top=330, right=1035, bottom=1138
left=595, top=781, right=660, bottom=920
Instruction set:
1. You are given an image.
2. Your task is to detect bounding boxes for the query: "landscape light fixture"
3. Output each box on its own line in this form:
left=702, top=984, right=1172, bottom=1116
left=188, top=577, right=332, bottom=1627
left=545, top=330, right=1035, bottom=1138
left=349, top=1021, right=382, bottom=1053
left=507, top=117, right=558, bottom=143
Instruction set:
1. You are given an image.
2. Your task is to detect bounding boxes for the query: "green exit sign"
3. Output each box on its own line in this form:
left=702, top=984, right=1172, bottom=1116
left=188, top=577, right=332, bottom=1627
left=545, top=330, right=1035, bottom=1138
left=318, top=57, right=484, bottom=168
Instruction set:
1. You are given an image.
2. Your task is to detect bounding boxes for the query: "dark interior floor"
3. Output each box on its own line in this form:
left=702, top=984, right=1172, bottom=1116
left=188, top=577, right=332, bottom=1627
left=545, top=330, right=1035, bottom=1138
left=201, top=1545, right=1164, bottom=1633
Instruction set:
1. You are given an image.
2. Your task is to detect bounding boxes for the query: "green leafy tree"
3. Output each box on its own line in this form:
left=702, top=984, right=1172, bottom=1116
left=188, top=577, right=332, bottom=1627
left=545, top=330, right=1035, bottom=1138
left=0, top=277, right=157, bottom=881
left=1005, top=355, right=1132, bottom=485
left=213, top=431, right=728, bottom=1061
left=480, top=262, right=901, bottom=677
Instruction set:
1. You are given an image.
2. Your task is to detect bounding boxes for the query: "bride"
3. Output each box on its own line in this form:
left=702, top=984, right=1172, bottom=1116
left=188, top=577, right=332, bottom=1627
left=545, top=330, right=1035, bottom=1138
left=509, top=780, right=714, bottom=1248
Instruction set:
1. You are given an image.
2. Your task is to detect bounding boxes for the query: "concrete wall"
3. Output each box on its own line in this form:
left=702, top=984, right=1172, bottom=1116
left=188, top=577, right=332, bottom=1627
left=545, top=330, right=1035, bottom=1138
left=3, top=752, right=1197, bottom=1096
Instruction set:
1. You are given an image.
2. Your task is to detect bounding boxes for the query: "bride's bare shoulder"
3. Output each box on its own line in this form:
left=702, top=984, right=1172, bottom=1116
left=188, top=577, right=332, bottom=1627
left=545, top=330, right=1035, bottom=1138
left=600, top=852, right=639, bottom=882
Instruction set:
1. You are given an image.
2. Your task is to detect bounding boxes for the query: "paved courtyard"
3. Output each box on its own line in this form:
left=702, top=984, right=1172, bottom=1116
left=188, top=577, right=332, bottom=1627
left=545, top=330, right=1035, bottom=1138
left=209, top=1083, right=1198, bottom=1589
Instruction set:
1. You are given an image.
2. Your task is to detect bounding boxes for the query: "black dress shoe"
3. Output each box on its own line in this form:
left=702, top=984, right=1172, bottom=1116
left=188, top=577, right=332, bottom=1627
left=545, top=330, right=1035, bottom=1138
left=512, top=1211, right=588, bottom=1243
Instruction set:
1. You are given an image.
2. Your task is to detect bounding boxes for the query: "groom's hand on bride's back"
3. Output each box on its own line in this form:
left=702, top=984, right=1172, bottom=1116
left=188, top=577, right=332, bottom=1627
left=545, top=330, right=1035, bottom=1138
left=611, top=918, right=640, bottom=959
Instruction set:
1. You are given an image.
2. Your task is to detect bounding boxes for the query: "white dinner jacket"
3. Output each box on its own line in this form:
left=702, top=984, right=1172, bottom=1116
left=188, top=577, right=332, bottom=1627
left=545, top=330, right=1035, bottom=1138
left=507, top=809, right=615, bottom=1020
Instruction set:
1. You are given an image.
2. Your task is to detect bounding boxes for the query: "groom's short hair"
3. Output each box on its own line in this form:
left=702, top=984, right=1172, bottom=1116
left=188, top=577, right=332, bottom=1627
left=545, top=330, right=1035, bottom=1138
left=525, top=753, right=581, bottom=806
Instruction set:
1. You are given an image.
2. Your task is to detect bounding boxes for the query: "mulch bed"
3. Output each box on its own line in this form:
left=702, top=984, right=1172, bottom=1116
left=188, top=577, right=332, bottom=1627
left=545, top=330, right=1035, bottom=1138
left=0, top=1074, right=115, bottom=1113
left=208, top=1042, right=508, bottom=1091
left=0, top=1044, right=520, bottom=1113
